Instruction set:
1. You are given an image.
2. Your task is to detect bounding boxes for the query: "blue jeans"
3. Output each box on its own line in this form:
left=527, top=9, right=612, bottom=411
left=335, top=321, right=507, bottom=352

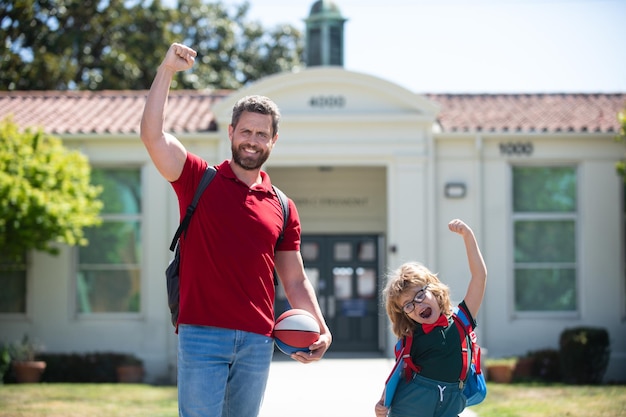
left=177, top=325, right=274, bottom=417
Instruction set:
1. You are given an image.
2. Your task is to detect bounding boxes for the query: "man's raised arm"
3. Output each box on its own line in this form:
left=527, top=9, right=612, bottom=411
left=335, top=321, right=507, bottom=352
left=140, top=43, right=197, bottom=182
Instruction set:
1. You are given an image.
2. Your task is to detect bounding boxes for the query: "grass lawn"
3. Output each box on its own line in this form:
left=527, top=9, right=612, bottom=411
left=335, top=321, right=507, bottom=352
left=0, top=384, right=178, bottom=417
left=472, top=383, right=626, bottom=417
left=0, top=382, right=625, bottom=417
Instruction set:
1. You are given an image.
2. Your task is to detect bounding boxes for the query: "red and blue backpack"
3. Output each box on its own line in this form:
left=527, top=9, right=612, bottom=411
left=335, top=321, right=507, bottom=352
left=393, top=304, right=487, bottom=406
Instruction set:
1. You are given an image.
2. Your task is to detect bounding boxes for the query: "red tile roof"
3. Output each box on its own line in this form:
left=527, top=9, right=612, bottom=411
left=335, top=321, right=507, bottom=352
left=426, top=93, right=625, bottom=133
left=0, top=90, right=229, bottom=135
left=0, top=90, right=624, bottom=135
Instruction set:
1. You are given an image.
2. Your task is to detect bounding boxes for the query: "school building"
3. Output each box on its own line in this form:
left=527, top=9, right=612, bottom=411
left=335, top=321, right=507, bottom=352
left=1, top=0, right=625, bottom=383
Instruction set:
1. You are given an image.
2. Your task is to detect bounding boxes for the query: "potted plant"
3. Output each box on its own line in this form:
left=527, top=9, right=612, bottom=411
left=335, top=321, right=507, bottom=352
left=486, top=357, right=516, bottom=383
left=8, top=335, right=46, bottom=383
left=115, top=354, right=144, bottom=383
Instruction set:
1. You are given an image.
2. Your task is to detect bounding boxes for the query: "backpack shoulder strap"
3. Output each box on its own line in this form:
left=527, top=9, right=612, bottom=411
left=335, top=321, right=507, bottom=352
left=169, top=166, right=217, bottom=251
left=271, top=185, right=289, bottom=285
left=453, top=305, right=483, bottom=382
left=452, top=312, right=471, bottom=382
left=272, top=185, right=289, bottom=247
left=454, top=304, right=473, bottom=330
left=398, top=334, right=420, bottom=381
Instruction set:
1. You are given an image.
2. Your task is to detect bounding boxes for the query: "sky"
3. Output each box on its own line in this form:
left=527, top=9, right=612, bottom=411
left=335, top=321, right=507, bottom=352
left=209, top=0, right=625, bottom=94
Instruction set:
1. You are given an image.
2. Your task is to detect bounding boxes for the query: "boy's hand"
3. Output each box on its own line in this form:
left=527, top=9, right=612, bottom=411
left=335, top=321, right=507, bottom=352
left=374, top=397, right=389, bottom=417
left=448, top=218, right=471, bottom=236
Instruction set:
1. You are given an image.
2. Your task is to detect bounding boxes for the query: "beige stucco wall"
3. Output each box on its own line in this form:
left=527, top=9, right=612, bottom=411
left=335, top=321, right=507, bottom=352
left=435, top=131, right=626, bottom=381
left=2, top=67, right=624, bottom=383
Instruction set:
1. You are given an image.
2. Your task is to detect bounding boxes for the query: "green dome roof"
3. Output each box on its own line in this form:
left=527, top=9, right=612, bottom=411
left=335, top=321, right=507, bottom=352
left=309, top=0, right=343, bottom=18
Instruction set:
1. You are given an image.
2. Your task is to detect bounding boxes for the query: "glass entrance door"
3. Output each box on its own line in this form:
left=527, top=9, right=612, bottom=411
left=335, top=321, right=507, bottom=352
left=276, top=235, right=381, bottom=352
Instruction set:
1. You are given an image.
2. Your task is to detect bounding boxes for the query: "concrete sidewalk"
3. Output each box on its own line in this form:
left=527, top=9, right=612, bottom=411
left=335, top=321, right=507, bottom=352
left=259, top=353, right=477, bottom=417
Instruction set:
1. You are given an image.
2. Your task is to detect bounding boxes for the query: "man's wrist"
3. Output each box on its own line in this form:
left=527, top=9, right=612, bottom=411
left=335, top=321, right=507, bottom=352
left=158, top=64, right=177, bottom=76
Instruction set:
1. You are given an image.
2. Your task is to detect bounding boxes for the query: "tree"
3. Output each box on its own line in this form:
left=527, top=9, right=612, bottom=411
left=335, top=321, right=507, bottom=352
left=171, top=0, right=304, bottom=90
left=0, top=0, right=176, bottom=90
left=616, top=108, right=626, bottom=181
left=0, top=117, right=103, bottom=262
left=0, top=0, right=303, bottom=91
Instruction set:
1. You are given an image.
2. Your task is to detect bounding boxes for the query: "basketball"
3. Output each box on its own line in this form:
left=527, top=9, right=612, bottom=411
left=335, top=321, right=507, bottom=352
left=273, top=309, right=320, bottom=355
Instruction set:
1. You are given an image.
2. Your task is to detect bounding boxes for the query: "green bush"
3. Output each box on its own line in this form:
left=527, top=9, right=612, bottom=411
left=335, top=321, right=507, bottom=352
left=0, top=344, right=10, bottom=383
left=2, top=352, right=142, bottom=383
left=513, top=349, right=561, bottom=383
left=530, top=348, right=561, bottom=382
left=559, top=327, right=610, bottom=384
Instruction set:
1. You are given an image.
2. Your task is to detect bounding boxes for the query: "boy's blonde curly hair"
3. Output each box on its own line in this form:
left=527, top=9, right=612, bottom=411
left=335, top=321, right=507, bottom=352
left=383, top=262, right=453, bottom=339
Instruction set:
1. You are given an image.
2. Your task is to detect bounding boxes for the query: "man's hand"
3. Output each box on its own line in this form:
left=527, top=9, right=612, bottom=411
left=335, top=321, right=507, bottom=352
left=291, top=332, right=332, bottom=364
left=161, top=43, right=197, bottom=73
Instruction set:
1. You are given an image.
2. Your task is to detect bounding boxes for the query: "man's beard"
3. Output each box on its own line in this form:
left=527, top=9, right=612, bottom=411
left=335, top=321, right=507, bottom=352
left=232, top=144, right=270, bottom=170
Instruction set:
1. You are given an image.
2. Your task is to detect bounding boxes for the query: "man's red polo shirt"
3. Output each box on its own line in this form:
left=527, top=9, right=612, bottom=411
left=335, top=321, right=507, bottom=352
left=171, top=153, right=300, bottom=336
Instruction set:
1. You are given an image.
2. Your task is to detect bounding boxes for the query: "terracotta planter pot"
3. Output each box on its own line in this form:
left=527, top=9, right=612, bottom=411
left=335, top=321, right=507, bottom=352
left=116, top=365, right=144, bottom=383
left=12, top=361, right=46, bottom=383
left=487, top=364, right=514, bottom=383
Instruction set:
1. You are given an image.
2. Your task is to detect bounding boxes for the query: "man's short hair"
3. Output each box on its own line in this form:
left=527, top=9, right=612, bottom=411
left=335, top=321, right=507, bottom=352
left=231, top=95, right=281, bottom=137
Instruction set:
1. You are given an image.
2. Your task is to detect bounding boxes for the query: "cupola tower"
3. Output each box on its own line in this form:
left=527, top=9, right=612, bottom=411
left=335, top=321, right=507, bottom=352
left=304, top=0, right=347, bottom=67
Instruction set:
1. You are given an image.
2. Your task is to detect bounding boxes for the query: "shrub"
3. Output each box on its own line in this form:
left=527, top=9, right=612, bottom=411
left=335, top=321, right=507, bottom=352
left=559, top=326, right=610, bottom=384
left=529, top=348, right=561, bottom=382
left=512, top=349, right=561, bottom=383
left=0, top=344, right=10, bottom=382
left=2, top=352, right=142, bottom=383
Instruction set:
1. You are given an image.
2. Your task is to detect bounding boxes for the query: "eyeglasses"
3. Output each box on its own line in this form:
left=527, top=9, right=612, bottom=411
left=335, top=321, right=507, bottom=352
left=402, top=285, right=429, bottom=315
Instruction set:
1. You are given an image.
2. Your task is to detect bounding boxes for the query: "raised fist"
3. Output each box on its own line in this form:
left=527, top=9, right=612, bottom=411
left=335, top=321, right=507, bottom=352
left=161, top=43, right=197, bottom=73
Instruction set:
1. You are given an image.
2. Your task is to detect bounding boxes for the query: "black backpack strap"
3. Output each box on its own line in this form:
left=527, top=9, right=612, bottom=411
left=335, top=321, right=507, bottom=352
left=169, top=166, right=217, bottom=251
left=272, top=185, right=289, bottom=248
left=271, top=185, right=289, bottom=285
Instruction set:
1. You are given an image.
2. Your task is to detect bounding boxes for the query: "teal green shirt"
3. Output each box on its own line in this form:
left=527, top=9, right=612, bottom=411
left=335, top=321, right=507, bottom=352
left=409, top=301, right=476, bottom=382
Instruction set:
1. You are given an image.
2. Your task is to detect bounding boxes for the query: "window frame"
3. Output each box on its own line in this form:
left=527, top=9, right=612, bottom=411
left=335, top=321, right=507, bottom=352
left=510, top=164, right=580, bottom=319
left=73, top=166, right=144, bottom=320
left=622, top=181, right=626, bottom=321
left=0, top=251, right=32, bottom=321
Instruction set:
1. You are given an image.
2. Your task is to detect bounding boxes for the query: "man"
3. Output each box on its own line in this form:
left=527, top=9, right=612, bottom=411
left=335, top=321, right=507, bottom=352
left=140, top=43, right=332, bottom=417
